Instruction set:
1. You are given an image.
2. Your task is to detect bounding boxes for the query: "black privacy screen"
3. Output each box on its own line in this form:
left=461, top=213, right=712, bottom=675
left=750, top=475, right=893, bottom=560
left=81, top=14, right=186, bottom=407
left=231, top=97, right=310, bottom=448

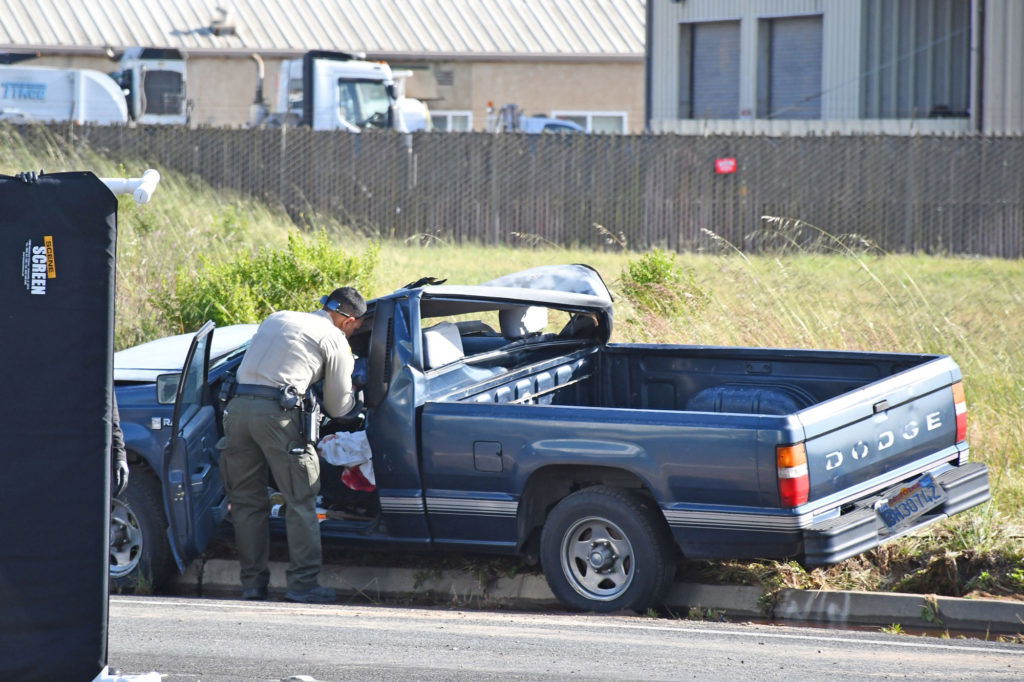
left=0, top=171, right=117, bottom=680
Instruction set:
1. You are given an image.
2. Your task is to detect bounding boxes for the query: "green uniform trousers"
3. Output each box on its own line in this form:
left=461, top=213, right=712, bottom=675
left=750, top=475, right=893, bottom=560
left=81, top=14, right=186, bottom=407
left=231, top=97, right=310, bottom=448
left=220, top=395, right=322, bottom=592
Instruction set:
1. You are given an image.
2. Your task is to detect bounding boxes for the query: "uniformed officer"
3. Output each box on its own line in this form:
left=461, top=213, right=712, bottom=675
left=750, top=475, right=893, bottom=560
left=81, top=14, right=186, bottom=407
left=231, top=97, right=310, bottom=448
left=221, top=286, right=366, bottom=603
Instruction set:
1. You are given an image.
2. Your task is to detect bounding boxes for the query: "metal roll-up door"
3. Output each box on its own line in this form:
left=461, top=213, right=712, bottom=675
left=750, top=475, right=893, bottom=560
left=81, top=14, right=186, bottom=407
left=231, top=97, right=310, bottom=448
left=690, top=21, right=741, bottom=119
left=767, top=16, right=823, bottom=119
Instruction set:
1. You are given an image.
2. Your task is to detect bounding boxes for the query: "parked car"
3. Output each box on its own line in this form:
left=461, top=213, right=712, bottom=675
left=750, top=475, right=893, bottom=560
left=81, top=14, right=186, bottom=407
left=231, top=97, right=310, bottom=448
left=518, top=116, right=586, bottom=134
left=110, top=324, right=256, bottom=590
left=124, top=265, right=989, bottom=612
left=488, top=103, right=586, bottom=134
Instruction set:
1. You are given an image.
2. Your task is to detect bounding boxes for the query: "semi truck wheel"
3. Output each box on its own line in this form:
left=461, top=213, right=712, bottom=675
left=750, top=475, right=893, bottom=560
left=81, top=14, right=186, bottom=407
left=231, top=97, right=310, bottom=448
left=110, top=466, right=174, bottom=592
left=540, top=486, right=676, bottom=613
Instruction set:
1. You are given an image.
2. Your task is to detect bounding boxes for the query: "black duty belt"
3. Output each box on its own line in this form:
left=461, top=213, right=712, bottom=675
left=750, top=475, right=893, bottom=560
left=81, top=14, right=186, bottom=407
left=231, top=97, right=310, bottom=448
left=235, top=383, right=282, bottom=399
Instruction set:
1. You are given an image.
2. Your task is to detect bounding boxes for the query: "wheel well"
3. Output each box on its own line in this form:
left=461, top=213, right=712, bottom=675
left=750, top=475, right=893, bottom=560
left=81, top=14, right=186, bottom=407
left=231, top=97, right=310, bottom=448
left=516, top=465, right=656, bottom=553
left=125, top=448, right=154, bottom=470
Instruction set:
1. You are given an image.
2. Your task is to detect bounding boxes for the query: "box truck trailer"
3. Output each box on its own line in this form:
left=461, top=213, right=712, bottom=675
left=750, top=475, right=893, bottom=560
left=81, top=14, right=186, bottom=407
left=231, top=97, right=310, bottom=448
left=0, top=47, right=187, bottom=126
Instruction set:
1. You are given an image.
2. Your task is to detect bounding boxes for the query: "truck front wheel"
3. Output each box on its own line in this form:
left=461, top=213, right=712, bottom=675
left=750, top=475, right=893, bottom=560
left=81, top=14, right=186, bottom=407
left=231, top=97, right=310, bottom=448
left=540, top=486, right=676, bottom=613
left=110, top=466, right=174, bottom=592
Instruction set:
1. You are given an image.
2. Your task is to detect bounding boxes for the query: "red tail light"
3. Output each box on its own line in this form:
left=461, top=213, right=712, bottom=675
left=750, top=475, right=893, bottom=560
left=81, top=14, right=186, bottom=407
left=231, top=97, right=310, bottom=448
left=777, top=443, right=809, bottom=508
left=952, top=381, right=968, bottom=443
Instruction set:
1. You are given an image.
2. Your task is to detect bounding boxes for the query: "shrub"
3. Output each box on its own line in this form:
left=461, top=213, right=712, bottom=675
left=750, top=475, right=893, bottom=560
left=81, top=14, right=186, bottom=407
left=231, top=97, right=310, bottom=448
left=159, top=230, right=379, bottom=332
left=620, top=249, right=709, bottom=318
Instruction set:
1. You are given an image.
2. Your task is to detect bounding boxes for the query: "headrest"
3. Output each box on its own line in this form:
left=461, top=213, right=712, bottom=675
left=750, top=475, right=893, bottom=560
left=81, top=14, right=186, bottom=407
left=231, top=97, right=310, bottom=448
left=422, top=322, right=464, bottom=369
left=499, top=306, right=549, bottom=339
left=559, top=313, right=599, bottom=338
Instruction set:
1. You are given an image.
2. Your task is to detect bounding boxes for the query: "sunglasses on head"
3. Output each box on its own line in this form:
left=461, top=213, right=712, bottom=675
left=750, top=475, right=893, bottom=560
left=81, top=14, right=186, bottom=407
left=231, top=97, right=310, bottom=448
left=320, top=296, right=362, bottom=320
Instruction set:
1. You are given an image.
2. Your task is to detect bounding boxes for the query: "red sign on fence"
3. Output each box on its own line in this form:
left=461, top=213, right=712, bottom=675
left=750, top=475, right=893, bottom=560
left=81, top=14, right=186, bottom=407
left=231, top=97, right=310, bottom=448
left=715, top=157, right=738, bottom=174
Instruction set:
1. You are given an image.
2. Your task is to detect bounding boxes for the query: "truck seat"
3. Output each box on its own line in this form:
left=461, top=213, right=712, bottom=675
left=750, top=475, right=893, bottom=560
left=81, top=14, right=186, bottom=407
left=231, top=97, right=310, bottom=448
left=499, top=306, right=549, bottom=339
left=422, top=322, right=464, bottom=369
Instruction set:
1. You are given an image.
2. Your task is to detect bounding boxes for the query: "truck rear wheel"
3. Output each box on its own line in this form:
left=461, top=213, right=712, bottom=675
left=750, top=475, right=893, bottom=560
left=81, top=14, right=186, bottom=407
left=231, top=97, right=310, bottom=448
left=110, top=466, right=174, bottom=592
left=540, top=486, right=676, bottom=613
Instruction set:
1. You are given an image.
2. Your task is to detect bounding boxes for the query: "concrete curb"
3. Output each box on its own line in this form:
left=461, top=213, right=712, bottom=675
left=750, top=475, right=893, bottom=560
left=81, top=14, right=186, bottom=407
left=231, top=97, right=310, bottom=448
left=174, top=559, right=1024, bottom=635
left=776, top=588, right=1024, bottom=634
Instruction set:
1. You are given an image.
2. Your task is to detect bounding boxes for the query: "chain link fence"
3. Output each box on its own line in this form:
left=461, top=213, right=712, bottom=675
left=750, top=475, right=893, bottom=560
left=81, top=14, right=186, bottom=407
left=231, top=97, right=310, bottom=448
left=33, top=125, right=1024, bottom=257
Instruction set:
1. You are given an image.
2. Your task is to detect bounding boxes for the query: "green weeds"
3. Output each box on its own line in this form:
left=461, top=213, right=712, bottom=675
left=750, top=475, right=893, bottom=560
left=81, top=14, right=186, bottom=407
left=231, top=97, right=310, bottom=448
left=619, top=248, right=710, bottom=319
left=157, top=231, right=379, bottom=332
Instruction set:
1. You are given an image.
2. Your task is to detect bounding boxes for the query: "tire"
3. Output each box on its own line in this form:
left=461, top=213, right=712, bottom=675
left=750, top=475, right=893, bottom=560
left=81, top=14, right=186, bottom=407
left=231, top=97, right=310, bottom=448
left=110, top=466, right=175, bottom=592
left=540, top=486, right=676, bottom=613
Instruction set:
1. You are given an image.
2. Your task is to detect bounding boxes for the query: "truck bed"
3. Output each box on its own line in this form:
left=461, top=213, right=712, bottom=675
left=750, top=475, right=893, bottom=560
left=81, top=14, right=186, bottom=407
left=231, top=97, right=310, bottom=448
left=436, top=342, right=938, bottom=412
left=419, top=341, right=970, bottom=557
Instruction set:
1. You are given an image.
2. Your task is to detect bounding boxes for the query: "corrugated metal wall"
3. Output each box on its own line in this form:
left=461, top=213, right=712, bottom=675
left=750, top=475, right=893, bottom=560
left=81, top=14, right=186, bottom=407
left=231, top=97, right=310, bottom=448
left=860, top=0, right=971, bottom=119
left=983, top=0, right=1024, bottom=134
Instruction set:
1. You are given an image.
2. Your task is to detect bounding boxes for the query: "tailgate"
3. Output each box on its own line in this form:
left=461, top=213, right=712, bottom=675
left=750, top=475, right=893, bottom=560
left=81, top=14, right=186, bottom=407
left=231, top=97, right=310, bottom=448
left=798, top=357, right=961, bottom=502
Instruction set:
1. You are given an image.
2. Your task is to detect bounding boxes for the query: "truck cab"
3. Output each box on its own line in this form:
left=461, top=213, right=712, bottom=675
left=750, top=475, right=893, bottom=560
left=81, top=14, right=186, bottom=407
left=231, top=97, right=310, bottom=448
left=274, top=51, right=426, bottom=132
left=108, top=47, right=188, bottom=126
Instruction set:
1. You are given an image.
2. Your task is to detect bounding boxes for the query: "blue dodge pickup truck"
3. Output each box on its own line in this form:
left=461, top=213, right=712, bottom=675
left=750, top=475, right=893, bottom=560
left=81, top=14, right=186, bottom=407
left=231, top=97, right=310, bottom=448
left=114, top=264, right=989, bottom=612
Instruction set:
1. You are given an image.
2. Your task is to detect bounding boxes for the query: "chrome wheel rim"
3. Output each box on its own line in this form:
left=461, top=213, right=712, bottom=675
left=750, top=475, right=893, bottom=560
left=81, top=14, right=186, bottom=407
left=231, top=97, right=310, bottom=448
left=560, top=515, right=635, bottom=602
left=110, top=498, right=144, bottom=578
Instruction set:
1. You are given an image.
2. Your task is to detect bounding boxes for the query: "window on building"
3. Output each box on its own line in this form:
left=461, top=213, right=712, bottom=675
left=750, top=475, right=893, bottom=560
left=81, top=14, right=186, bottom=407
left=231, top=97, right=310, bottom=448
left=431, top=110, right=473, bottom=132
left=679, top=20, right=741, bottom=119
left=757, top=15, right=823, bottom=119
left=860, top=0, right=970, bottom=118
left=551, top=111, right=628, bottom=133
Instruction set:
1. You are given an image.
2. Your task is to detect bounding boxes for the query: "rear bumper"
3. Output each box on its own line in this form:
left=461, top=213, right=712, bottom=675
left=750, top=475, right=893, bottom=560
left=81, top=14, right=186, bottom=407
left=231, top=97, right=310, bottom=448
left=803, top=462, right=990, bottom=566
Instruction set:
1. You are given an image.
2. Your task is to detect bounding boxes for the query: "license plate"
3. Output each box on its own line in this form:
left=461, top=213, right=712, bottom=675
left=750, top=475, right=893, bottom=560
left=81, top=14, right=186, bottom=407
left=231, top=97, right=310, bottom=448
left=875, top=473, right=946, bottom=533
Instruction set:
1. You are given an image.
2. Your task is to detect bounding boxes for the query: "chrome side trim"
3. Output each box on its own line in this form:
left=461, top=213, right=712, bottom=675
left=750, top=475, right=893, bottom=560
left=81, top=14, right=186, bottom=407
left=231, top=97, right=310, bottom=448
left=379, top=496, right=425, bottom=514
left=425, top=497, right=519, bottom=517
left=661, top=509, right=813, bottom=532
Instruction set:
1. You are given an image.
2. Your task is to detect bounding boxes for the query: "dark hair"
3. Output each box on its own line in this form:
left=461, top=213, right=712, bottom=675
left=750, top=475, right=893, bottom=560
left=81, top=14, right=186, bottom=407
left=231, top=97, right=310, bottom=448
left=325, top=286, right=367, bottom=318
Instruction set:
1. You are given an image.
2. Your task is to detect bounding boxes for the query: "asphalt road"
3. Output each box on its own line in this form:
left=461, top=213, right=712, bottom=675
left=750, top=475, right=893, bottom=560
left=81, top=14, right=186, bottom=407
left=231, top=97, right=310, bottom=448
left=108, top=596, right=1024, bottom=681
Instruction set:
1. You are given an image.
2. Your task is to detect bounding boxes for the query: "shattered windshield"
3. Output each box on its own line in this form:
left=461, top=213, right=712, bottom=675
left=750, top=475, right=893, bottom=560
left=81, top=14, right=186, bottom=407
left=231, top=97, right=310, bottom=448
left=337, top=79, right=391, bottom=129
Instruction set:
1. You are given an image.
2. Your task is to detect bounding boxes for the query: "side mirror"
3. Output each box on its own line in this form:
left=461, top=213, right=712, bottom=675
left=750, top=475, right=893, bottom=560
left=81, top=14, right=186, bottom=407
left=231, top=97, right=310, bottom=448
left=156, top=373, right=180, bottom=405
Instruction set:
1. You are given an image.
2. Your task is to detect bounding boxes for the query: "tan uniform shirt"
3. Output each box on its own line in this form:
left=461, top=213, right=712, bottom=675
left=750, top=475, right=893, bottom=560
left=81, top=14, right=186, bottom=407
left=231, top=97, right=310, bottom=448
left=236, top=309, right=355, bottom=418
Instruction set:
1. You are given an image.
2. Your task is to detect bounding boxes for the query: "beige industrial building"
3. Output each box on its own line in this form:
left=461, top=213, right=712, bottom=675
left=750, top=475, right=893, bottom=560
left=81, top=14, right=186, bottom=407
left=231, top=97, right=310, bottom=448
left=0, top=0, right=645, bottom=132
left=647, top=0, right=1024, bottom=135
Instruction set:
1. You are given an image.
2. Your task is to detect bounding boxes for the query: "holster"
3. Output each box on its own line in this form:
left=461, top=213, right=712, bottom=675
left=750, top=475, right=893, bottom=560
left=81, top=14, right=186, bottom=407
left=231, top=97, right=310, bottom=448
left=217, top=372, right=238, bottom=404
left=278, top=385, right=319, bottom=451
left=301, top=393, right=322, bottom=446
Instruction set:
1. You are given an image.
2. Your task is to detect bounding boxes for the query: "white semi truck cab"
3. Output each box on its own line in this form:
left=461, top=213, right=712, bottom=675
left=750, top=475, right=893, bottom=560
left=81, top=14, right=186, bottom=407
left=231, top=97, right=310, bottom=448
left=270, top=50, right=428, bottom=132
left=109, top=47, right=188, bottom=126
